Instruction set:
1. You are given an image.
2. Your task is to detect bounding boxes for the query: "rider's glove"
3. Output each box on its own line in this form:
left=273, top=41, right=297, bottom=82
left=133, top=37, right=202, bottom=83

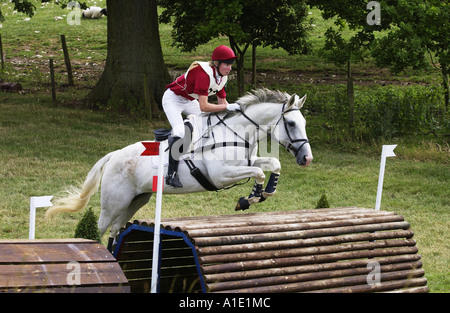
left=226, top=103, right=241, bottom=112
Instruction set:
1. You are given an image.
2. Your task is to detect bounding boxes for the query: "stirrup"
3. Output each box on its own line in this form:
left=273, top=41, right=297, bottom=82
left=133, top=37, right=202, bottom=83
left=166, top=172, right=183, bottom=188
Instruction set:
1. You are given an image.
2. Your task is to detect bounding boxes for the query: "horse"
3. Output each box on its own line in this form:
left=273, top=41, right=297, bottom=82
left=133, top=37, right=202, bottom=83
left=46, top=89, right=313, bottom=250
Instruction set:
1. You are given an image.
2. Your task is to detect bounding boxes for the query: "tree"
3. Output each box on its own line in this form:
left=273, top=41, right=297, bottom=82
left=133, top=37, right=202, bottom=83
left=86, top=0, right=171, bottom=116
left=308, top=0, right=388, bottom=135
left=1, top=0, right=171, bottom=117
left=159, top=0, right=311, bottom=96
left=372, top=0, right=449, bottom=109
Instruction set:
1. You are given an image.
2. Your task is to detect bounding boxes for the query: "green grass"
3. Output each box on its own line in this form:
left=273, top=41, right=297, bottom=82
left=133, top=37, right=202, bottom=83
left=0, top=1, right=448, bottom=293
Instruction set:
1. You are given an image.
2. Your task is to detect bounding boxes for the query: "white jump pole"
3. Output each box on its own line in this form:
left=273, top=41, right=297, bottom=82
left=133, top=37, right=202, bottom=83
left=29, top=196, right=53, bottom=239
left=375, top=145, right=397, bottom=211
left=140, top=141, right=165, bottom=293
left=151, top=142, right=165, bottom=293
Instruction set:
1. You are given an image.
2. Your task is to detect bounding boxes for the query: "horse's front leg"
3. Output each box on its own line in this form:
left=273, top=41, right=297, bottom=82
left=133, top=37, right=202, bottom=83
left=235, top=157, right=281, bottom=211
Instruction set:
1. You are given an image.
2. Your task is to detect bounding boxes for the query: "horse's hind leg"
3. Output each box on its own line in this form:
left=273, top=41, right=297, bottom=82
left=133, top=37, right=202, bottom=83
left=105, top=193, right=152, bottom=252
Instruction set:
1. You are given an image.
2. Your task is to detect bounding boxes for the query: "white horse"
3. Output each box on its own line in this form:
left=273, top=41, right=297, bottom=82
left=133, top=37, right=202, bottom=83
left=46, top=89, right=313, bottom=250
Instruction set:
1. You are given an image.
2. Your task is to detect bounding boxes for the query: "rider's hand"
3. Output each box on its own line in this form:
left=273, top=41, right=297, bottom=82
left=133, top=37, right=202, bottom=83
left=226, top=103, right=241, bottom=112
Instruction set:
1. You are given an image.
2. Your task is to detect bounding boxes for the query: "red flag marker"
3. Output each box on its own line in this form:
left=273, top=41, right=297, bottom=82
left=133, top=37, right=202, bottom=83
left=141, top=142, right=160, bottom=156
left=152, top=175, right=163, bottom=192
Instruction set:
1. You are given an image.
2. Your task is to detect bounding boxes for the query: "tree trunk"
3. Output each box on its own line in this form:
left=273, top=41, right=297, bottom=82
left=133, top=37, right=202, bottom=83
left=86, top=0, right=171, bottom=117
left=252, top=43, right=257, bottom=87
left=441, top=63, right=449, bottom=110
left=229, top=37, right=250, bottom=97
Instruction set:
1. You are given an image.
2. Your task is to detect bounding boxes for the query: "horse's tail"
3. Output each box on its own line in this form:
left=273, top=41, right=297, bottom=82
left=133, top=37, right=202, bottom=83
left=46, top=152, right=114, bottom=219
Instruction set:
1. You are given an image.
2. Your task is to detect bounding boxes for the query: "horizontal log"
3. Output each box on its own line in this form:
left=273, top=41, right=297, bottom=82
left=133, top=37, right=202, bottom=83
left=134, top=208, right=396, bottom=232
left=179, top=210, right=396, bottom=231
left=187, top=215, right=404, bottom=238
left=306, top=277, right=428, bottom=293
left=383, top=286, right=430, bottom=293
left=194, top=221, right=410, bottom=247
left=208, top=261, right=423, bottom=292
left=198, top=230, right=414, bottom=256
left=201, top=246, right=418, bottom=275
left=217, top=268, right=425, bottom=293
left=204, top=255, right=422, bottom=284
left=199, top=239, right=416, bottom=264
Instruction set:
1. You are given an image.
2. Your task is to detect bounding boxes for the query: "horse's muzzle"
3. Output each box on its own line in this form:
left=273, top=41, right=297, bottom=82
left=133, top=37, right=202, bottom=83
left=297, top=154, right=313, bottom=167
left=303, top=156, right=313, bottom=167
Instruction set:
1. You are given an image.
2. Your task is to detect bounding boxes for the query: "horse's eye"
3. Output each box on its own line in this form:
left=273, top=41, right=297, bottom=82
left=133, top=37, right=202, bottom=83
left=287, top=121, right=296, bottom=127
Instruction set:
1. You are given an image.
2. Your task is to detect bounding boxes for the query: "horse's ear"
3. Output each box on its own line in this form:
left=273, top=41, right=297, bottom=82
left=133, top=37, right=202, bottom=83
left=298, top=94, right=307, bottom=109
left=287, top=93, right=299, bottom=110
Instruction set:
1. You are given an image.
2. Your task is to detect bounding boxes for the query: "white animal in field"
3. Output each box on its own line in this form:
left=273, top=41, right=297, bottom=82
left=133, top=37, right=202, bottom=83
left=82, top=7, right=107, bottom=19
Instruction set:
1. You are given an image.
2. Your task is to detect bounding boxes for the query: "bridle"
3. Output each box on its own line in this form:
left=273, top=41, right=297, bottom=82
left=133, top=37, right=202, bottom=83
left=238, top=102, right=309, bottom=159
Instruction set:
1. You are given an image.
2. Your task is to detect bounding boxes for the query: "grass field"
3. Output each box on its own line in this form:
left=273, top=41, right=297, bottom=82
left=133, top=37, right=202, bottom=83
left=0, top=0, right=448, bottom=292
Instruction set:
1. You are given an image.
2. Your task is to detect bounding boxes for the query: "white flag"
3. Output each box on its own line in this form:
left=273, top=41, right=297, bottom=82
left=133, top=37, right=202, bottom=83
left=30, top=196, right=53, bottom=208
left=382, top=145, right=397, bottom=158
left=375, top=145, right=397, bottom=211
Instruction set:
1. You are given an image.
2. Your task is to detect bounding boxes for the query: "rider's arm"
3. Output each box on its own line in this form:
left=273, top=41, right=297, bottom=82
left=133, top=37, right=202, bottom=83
left=218, top=97, right=229, bottom=105
left=198, top=95, right=227, bottom=112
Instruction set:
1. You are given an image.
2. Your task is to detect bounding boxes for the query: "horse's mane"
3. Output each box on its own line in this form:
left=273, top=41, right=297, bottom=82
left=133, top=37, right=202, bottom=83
left=237, top=88, right=289, bottom=112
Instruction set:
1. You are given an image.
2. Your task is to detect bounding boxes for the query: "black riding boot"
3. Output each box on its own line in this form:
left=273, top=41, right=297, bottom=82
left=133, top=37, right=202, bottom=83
left=166, top=136, right=183, bottom=188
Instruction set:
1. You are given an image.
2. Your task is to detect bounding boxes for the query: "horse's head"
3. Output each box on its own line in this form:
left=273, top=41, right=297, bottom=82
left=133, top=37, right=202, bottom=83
left=275, top=93, right=313, bottom=167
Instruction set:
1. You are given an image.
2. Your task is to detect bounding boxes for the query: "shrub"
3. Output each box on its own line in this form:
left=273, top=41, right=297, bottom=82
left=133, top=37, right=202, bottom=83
left=74, top=208, right=101, bottom=242
left=315, top=194, right=330, bottom=209
left=307, top=84, right=446, bottom=141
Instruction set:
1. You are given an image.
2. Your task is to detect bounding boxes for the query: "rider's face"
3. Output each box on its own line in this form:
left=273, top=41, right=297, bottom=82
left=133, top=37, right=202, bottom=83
left=218, top=62, right=232, bottom=76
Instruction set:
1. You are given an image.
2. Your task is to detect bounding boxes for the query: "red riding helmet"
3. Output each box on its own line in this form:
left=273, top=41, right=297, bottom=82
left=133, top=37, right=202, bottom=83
left=211, top=45, right=237, bottom=64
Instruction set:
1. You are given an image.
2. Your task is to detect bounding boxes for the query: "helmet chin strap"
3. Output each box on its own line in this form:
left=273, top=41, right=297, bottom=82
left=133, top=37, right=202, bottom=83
left=214, top=61, right=224, bottom=77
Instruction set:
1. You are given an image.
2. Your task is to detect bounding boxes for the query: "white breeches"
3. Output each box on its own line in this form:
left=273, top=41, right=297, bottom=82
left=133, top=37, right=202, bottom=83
left=162, top=89, right=202, bottom=138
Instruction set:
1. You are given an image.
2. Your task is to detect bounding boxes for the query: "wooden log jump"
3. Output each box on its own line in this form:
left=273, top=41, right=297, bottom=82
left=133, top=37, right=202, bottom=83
left=113, top=207, right=428, bottom=293
left=0, top=239, right=129, bottom=293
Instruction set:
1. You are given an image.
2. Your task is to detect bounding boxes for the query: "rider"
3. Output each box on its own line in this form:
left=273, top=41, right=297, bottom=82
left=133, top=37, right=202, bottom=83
left=162, top=45, right=241, bottom=188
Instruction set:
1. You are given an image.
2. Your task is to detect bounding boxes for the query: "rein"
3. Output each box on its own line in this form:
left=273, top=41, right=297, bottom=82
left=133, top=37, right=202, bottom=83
left=238, top=102, right=309, bottom=159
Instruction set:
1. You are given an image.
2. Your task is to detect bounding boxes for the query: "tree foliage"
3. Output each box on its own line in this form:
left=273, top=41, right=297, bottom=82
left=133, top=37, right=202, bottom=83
left=372, top=0, right=449, bottom=108
left=0, top=0, right=36, bottom=22
left=159, top=0, right=312, bottom=95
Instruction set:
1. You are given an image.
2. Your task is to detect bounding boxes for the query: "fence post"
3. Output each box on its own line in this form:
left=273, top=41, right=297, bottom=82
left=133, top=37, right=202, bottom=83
left=60, top=35, right=74, bottom=86
left=49, top=58, right=56, bottom=104
left=0, top=34, right=4, bottom=71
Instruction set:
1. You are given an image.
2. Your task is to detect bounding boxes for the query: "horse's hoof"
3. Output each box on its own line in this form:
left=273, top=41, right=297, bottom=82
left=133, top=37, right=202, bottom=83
left=235, top=197, right=250, bottom=211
